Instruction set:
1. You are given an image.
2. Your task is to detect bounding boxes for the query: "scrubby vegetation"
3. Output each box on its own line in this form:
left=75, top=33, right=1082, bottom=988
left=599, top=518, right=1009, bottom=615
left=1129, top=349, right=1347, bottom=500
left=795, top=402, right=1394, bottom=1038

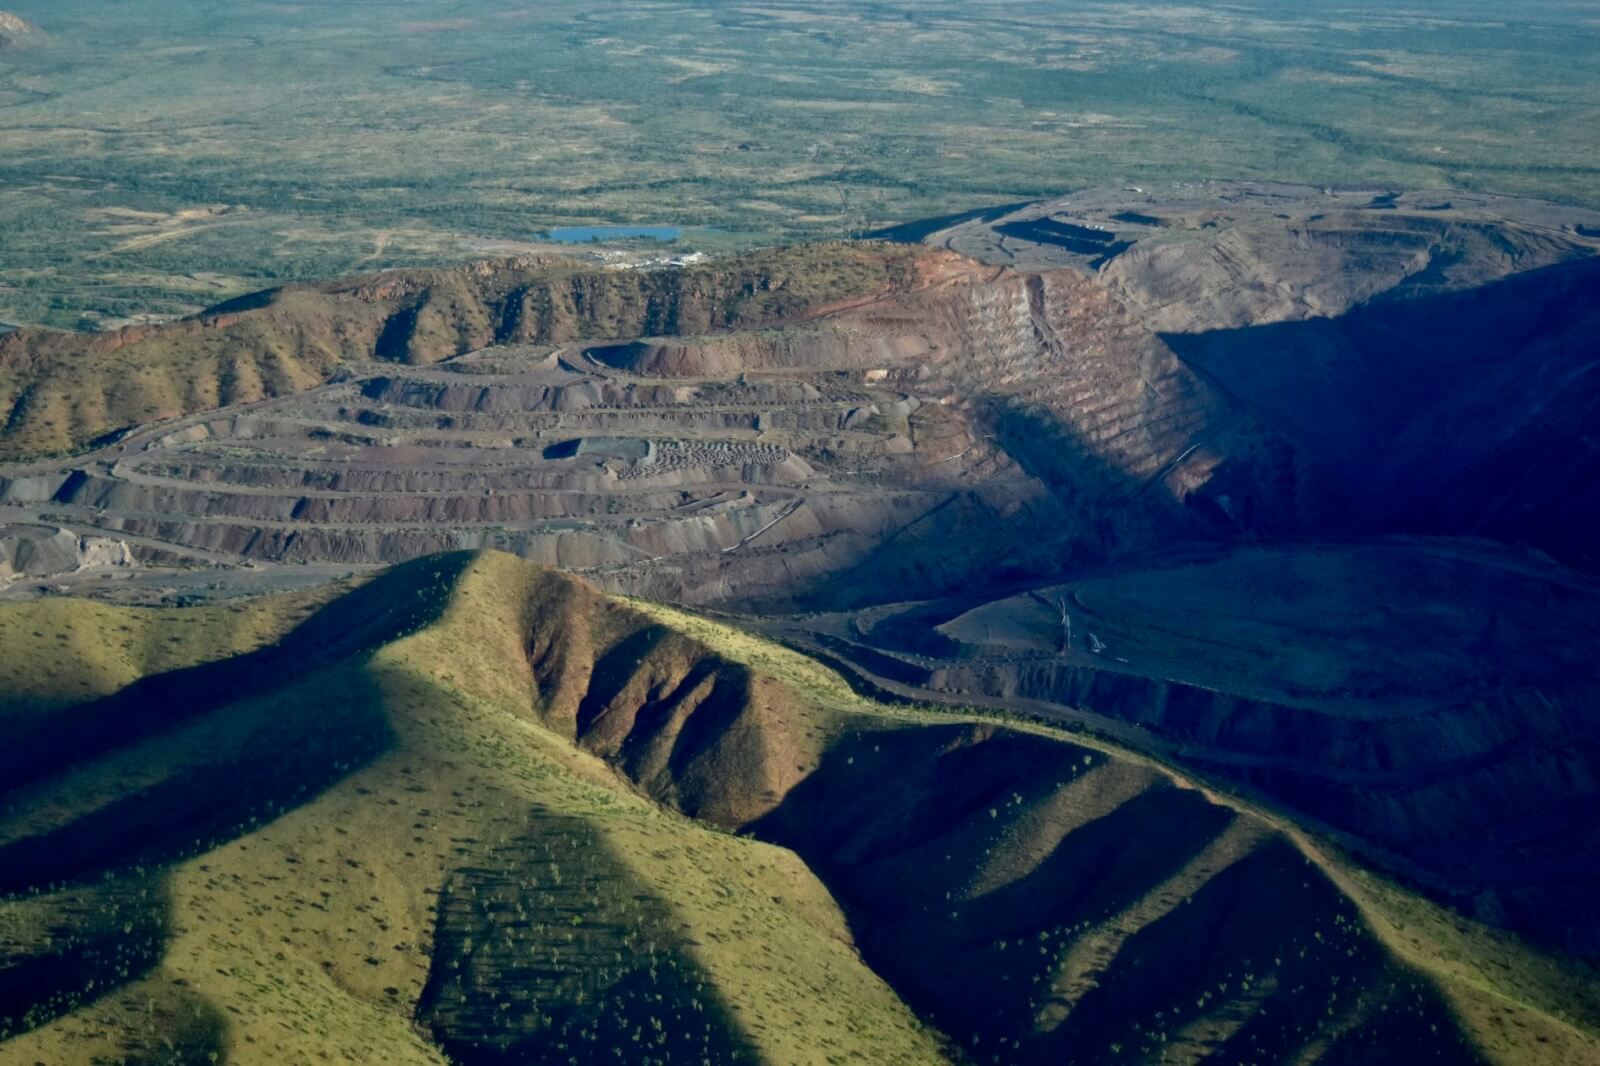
left=1, top=1, right=1597, bottom=328
left=0, top=551, right=1592, bottom=1063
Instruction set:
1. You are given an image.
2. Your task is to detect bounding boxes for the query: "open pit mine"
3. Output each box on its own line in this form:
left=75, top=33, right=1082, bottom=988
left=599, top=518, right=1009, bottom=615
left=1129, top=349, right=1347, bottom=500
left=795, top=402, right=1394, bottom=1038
left=2, top=182, right=1600, bottom=1064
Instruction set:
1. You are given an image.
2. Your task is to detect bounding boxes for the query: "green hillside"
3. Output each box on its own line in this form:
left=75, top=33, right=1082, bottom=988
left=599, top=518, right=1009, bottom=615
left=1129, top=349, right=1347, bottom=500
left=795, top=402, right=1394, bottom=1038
left=0, top=552, right=1593, bottom=1064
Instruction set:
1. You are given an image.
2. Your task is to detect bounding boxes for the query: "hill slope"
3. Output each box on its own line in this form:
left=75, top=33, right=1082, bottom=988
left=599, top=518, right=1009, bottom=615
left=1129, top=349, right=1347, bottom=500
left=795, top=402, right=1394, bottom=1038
left=0, top=243, right=1322, bottom=614
left=1164, top=256, right=1600, bottom=571
left=798, top=537, right=1600, bottom=955
left=0, top=552, right=1592, bottom=1064
left=0, top=244, right=949, bottom=460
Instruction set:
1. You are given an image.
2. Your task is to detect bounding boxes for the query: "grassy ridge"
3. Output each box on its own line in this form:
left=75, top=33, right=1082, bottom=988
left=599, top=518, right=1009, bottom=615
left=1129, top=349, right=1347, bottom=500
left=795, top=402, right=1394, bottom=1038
left=0, top=580, right=346, bottom=720
left=629, top=600, right=1600, bottom=1064
left=0, top=552, right=1593, bottom=1063
left=0, top=554, right=945, bottom=1064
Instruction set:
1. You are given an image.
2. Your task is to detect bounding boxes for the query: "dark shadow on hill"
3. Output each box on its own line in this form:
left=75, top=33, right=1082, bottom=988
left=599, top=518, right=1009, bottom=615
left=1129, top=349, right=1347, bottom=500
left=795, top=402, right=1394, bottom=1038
left=747, top=722, right=1484, bottom=1065
left=419, top=806, right=759, bottom=1065
left=574, top=624, right=681, bottom=735
left=994, top=218, right=1133, bottom=267
left=1033, top=836, right=1485, bottom=1066
left=0, top=660, right=395, bottom=1051
left=0, top=552, right=475, bottom=796
left=199, top=286, right=288, bottom=318
left=0, top=663, right=397, bottom=895
left=0, top=875, right=171, bottom=1040
left=0, top=557, right=479, bottom=1054
left=0, top=876, right=231, bottom=1062
left=1161, top=255, right=1600, bottom=570
left=790, top=393, right=1315, bottom=612
left=1193, top=733, right=1600, bottom=956
left=867, top=201, right=1034, bottom=244
left=119, top=984, right=231, bottom=1066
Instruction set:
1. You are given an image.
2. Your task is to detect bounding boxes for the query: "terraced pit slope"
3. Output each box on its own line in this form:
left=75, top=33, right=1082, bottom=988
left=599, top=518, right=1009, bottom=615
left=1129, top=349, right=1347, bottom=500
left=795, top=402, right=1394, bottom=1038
left=1, top=551, right=1593, bottom=1065
left=0, top=242, right=938, bottom=461
left=7, top=184, right=1600, bottom=610
left=765, top=537, right=1600, bottom=958
left=3, top=187, right=1600, bottom=1046
left=0, top=233, right=1326, bottom=611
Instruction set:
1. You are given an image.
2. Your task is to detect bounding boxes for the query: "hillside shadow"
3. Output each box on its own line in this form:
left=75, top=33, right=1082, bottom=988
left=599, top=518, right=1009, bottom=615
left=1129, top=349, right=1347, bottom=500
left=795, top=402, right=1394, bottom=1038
left=1034, top=837, right=1484, bottom=1066
left=792, top=391, right=1302, bottom=612
left=0, top=666, right=397, bottom=895
left=0, top=875, right=172, bottom=1040
left=418, top=806, right=761, bottom=1065
left=0, top=552, right=475, bottom=796
left=994, top=217, right=1133, bottom=267
left=748, top=723, right=1482, bottom=1064
left=573, top=624, right=678, bottom=735
left=1161, top=254, right=1600, bottom=570
left=0, top=554, right=478, bottom=1055
left=867, top=200, right=1034, bottom=244
left=0, top=656, right=399, bottom=1050
left=0, top=876, right=231, bottom=1062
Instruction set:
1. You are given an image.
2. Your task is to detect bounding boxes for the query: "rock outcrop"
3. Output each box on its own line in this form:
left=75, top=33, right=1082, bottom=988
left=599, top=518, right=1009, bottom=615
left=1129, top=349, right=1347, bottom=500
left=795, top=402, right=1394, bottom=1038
left=0, top=243, right=954, bottom=460
left=0, top=524, right=132, bottom=586
left=0, top=12, right=37, bottom=48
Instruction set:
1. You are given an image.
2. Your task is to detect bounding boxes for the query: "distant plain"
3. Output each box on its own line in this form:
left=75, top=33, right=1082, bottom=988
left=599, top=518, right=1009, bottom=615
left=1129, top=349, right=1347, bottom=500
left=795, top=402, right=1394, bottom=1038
left=0, top=0, right=1598, bottom=328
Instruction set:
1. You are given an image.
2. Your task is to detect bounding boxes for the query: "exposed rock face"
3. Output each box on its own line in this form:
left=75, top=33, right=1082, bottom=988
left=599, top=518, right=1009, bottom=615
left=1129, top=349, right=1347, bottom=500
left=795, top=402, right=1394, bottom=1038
left=4, top=188, right=1596, bottom=609
left=0, top=243, right=951, bottom=460
left=0, top=525, right=132, bottom=586
left=0, top=255, right=1325, bottom=612
left=3, top=186, right=1600, bottom=970
left=0, top=12, right=37, bottom=48
left=900, top=182, right=1600, bottom=572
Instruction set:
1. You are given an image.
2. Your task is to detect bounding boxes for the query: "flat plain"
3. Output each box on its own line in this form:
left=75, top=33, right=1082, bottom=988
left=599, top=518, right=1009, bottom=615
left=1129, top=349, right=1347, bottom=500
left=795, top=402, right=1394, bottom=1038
left=1, top=0, right=1598, bottom=328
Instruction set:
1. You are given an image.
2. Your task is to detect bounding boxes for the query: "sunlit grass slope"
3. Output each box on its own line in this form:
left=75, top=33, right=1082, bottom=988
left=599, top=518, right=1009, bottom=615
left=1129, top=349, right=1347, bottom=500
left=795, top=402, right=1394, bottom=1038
left=0, top=554, right=943, bottom=1065
left=0, top=551, right=1593, bottom=1065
